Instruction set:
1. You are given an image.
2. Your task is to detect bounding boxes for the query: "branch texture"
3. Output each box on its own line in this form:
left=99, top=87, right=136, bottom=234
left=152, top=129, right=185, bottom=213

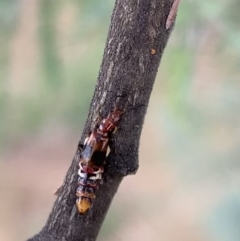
left=27, top=0, right=179, bottom=240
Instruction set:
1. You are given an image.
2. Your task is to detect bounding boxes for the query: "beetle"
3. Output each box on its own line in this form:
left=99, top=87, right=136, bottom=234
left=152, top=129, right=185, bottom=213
left=76, top=108, right=124, bottom=214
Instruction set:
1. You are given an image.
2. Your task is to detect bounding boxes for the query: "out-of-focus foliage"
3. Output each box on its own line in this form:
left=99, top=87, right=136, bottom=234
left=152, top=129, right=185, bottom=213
left=206, top=193, right=240, bottom=241
left=1, top=1, right=240, bottom=241
left=0, top=0, right=114, bottom=150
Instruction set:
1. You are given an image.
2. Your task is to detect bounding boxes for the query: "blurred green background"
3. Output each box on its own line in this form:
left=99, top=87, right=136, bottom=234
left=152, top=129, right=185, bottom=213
left=1, top=1, right=240, bottom=241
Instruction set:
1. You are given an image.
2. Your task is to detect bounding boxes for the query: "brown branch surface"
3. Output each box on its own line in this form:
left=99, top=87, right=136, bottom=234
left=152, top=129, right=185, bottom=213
left=27, top=0, right=179, bottom=240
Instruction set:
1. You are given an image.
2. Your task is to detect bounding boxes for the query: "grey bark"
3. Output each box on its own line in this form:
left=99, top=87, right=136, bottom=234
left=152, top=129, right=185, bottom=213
left=27, top=0, right=178, bottom=240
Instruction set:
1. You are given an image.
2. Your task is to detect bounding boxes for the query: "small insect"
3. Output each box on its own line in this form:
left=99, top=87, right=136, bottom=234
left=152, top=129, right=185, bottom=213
left=76, top=108, right=123, bottom=214
left=76, top=161, right=103, bottom=214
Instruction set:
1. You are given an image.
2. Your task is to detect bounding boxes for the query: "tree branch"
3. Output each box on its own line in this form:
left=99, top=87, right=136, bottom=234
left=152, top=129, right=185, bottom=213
left=27, top=0, right=179, bottom=240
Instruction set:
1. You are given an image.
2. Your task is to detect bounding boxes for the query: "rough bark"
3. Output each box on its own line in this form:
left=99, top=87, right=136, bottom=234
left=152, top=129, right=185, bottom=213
left=27, top=0, right=179, bottom=240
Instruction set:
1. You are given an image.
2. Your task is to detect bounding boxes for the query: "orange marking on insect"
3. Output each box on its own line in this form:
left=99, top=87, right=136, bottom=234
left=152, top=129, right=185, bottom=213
left=76, top=198, right=91, bottom=215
